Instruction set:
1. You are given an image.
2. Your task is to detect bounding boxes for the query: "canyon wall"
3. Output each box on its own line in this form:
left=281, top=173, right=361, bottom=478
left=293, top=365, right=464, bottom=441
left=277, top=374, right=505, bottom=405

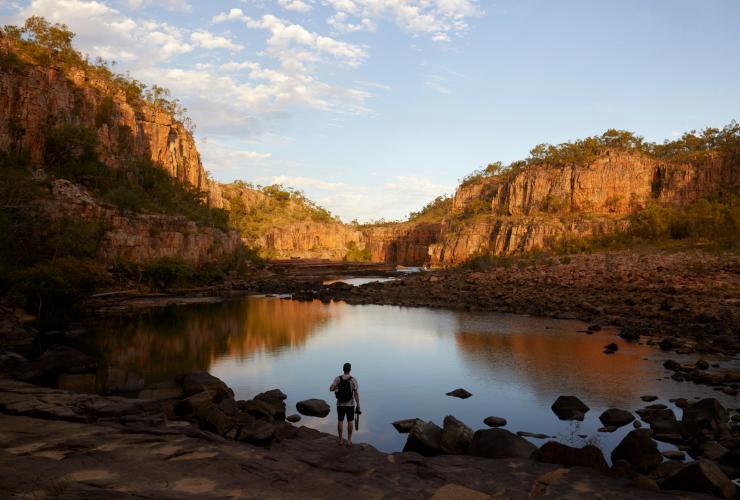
left=51, top=179, right=241, bottom=265
left=430, top=150, right=737, bottom=266
left=0, top=52, right=222, bottom=203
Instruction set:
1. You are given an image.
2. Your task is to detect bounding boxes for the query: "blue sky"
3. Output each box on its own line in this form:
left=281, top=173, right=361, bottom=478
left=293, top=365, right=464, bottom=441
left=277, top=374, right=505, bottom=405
left=2, top=0, right=739, bottom=221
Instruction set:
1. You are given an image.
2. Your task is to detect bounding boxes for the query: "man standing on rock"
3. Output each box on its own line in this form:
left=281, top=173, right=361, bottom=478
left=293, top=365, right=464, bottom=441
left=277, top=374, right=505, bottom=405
left=330, top=362, right=360, bottom=447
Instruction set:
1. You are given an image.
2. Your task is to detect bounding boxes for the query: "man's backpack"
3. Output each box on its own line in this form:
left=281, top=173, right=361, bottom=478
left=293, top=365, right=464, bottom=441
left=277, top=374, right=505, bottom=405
left=335, top=376, right=353, bottom=403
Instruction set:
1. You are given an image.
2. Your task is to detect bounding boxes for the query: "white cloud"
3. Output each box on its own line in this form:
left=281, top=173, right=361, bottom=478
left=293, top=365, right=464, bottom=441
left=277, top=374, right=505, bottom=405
left=124, top=0, right=191, bottom=11
left=327, top=11, right=375, bottom=33
left=323, top=0, right=481, bottom=42
left=277, top=0, right=312, bottom=12
left=199, top=140, right=272, bottom=175
left=190, top=30, right=243, bottom=51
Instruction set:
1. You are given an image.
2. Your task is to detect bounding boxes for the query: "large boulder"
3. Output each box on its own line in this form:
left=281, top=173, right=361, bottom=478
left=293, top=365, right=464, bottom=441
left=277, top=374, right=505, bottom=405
left=467, top=429, right=537, bottom=459
left=236, top=414, right=276, bottom=445
left=599, top=408, right=635, bottom=428
left=184, top=391, right=231, bottom=436
left=254, top=389, right=287, bottom=419
left=440, top=415, right=473, bottom=454
left=663, top=460, right=736, bottom=498
left=682, top=398, right=729, bottom=439
left=533, top=441, right=608, bottom=471
left=610, top=429, right=663, bottom=473
left=181, top=372, right=232, bottom=402
left=551, top=396, right=589, bottom=421
left=296, top=399, right=331, bottom=418
left=403, top=420, right=443, bottom=456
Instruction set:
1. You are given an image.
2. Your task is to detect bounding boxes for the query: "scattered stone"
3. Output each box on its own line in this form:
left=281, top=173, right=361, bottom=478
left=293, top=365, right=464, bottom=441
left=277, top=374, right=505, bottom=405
left=663, top=460, right=736, bottom=498
left=635, top=407, right=675, bottom=423
left=695, top=359, right=710, bottom=370
left=604, top=343, right=618, bottom=352
left=610, top=429, right=663, bottom=474
left=286, top=414, right=301, bottom=423
left=599, top=408, right=635, bottom=428
left=551, top=396, right=589, bottom=421
left=517, top=431, right=549, bottom=439
left=467, top=429, right=537, bottom=459
left=440, top=416, right=473, bottom=454
left=295, top=399, right=331, bottom=418
left=659, top=337, right=680, bottom=351
left=619, top=328, right=640, bottom=341
left=633, top=421, right=642, bottom=428
left=533, top=441, right=608, bottom=471
left=662, top=450, right=686, bottom=461
left=392, top=418, right=422, bottom=433
left=483, top=416, right=507, bottom=428
left=598, top=426, right=618, bottom=433
left=587, top=324, right=602, bottom=332
left=682, top=398, right=729, bottom=438
left=446, top=388, right=472, bottom=399
left=403, top=420, right=443, bottom=456
left=640, top=395, right=658, bottom=402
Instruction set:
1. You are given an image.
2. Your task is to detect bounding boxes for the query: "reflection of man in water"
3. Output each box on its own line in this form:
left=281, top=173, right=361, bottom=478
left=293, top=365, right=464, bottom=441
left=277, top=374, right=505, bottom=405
left=329, top=362, right=360, bottom=447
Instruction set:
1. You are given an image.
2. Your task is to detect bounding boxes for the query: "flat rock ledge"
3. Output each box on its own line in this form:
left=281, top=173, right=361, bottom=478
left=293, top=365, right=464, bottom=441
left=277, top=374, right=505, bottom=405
left=0, top=378, right=674, bottom=499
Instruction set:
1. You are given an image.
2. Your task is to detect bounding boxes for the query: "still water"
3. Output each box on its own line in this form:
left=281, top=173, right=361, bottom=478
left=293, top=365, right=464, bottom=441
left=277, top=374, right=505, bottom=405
left=87, top=296, right=735, bottom=456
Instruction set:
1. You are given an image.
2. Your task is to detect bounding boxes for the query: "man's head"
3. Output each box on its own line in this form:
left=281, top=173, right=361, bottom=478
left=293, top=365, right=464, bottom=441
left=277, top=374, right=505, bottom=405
left=343, top=362, right=351, bottom=374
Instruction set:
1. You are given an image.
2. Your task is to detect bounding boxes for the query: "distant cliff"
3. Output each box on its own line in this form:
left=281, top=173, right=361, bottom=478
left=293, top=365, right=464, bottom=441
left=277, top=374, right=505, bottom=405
left=431, top=140, right=738, bottom=265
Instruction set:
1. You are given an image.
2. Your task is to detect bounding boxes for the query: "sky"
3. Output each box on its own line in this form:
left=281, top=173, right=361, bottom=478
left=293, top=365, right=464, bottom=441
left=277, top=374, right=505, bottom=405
left=1, top=0, right=739, bottom=222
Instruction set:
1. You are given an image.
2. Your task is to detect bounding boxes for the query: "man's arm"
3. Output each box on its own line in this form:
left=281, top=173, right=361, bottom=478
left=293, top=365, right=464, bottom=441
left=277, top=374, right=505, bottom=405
left=329, top=377, right=337, bottom=392
left=353, top=380, right=360, bottom=408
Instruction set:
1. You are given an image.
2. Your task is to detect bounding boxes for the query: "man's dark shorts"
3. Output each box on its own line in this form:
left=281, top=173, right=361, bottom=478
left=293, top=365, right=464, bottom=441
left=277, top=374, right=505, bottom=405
left=337, top=405, right=355, bottom=422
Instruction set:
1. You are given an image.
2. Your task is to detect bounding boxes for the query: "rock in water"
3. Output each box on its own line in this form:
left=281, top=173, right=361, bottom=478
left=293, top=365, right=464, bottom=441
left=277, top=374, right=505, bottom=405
left=663, top=460, right=736, bottom=498
left=392, top=418, right=422, bottom=433
left=610, top=429, right=663, bottom=474
left=533, top=441, right=608, bottom=471
left=440, top=415, right=473, bottom=454
left=295, top=399, right=331, bottom=418
left=403, top=420, right=443, bottom=456
left=483, top=416, right=507, bottom=427
left=551, top=396, right=590, bottom=421
left=286, top=414, right=301, bottom=423
left=641, top=395, right=658, bottom=402
left=599, top=408, right=635, bottom=428
left=467, top=429, right=536, bottom=459
left=446, top=388, right=472, bottom=399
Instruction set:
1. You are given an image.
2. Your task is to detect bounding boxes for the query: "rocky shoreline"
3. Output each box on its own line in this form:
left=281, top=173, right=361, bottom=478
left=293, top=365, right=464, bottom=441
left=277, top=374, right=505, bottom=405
left=291, top=250, right=740, bottom=352
left=0, top=371, right=731, bottom=499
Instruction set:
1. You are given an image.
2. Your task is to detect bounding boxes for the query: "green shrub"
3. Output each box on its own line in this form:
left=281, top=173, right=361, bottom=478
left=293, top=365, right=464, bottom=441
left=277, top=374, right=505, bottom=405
left=343, top=241, right=372, bottom=262
left=11, top=257, right=108, bottom=320
left=142, top=256, right=192, bottom=290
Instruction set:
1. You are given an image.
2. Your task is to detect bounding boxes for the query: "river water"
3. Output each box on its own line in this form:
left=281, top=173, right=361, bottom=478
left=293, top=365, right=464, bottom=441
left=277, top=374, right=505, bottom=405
left=87, top=295, right=737, bottom=456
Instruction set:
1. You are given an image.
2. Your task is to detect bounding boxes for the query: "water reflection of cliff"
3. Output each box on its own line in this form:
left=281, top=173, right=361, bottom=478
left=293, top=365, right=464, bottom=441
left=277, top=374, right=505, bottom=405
left=89, top=298, right=338, bottom=382
left=452, top=315, right=659, bottom=407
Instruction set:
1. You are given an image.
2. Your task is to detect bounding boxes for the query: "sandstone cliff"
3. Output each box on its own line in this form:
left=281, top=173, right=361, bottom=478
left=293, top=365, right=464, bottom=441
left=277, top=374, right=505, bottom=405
left=431, top=148, right=737, bottom=266
left=51, top=179, right=241, bottom=265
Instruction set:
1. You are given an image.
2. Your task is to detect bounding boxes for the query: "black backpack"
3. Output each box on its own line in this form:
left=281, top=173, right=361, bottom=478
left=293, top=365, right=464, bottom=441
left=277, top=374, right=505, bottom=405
left=335, top=376, right=353, bottom=403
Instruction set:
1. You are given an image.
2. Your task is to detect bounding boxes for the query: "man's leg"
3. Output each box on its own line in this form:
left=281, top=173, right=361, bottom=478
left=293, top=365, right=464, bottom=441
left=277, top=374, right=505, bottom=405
left=346, top=407, right=355, bottom=446
left=337, top=406, right=344, bottom=445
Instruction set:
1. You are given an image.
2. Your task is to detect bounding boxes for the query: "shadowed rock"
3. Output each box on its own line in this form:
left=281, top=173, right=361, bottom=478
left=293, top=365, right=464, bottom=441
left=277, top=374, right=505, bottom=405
left=483, top=416, right=507, bottom=427
left=296, top=399, right=330, bottom=418
left=467, top=429, right=536, bottom=459
left=610, top=429, right=662, bottom=474
left=403, top=420, right=443, bottom=456
left=440, top=416, right=473, bottom=454
left=181, top=372, right=232, bottom=402
left=599, top=408, right=635, bottom=428
left=533, top=441, right=608, bottom=471
left=393, top=418, right=422, bottom=433
left=446, top=388, right=472, bottom=399
left=663, top=460, right=736, bottom=498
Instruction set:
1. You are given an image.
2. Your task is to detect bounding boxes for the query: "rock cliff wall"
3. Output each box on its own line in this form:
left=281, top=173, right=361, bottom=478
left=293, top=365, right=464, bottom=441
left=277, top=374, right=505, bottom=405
left=430, top=150, right=737, bottom=266
left=0, top=44, right=222, bottom=205
left=51, top=179, right=241, bottom=265
left=361, top=223, right=441, bottom=266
